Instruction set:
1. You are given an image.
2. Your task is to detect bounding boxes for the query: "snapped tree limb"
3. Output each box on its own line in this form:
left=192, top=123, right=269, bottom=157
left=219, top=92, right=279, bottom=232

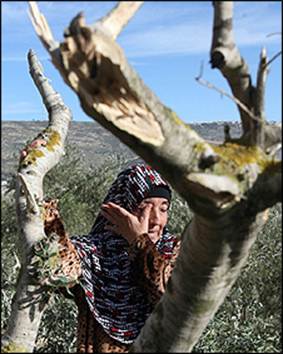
left=28, top=1, right=281, bottom=212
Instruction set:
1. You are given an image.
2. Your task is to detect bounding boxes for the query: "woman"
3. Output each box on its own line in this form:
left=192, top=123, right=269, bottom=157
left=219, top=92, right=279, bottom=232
left=47, top=162, right=181, bottom=352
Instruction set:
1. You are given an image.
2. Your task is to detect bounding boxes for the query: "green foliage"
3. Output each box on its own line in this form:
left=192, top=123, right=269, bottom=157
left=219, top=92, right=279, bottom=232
left=35, top=294, right=78, bottom=353
left=1, top=147, right=281, bottom=353
left=1, top=196, right=20, bottom=331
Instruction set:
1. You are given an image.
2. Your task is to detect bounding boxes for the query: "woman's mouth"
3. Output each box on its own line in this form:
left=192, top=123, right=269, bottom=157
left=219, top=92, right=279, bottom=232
left=148, top=227, right=160, bottom=235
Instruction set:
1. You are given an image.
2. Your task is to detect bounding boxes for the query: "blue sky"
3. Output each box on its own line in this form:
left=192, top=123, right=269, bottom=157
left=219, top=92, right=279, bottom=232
left=2, top=1, right=282, bottom=123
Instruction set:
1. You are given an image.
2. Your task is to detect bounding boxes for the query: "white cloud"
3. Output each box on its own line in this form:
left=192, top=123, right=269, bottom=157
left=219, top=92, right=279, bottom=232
left=1, top=1, right=115, bottom=25
left=2, top=102, right=44, bottom=115
left=119, top=2, right=281, bottom=58
left=120, top=22, right=212, bottom=58
left=128, top=2, right=211, bottom=29
left=232, top=6, right=281, bottom=54
left=1, top=2, right=27, bottom=21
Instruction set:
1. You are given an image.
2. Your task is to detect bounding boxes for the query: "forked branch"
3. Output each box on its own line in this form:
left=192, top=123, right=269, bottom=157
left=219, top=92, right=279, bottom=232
left=210, top=2, right=281, bottom=150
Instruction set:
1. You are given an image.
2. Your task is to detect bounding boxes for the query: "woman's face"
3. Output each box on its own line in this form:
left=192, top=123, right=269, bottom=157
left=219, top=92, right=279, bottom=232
left=135, top=197, right=169, bottom=243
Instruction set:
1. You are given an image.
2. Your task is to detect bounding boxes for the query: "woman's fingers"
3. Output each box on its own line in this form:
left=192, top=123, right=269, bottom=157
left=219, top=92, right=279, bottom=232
left=100, top=209, right=118, bottom=224
left=139, top=203, right=152, bottom=223
left=101, top=202, right=148, bottom=243
left=101, top=202, right=135, bottom=229
left=106, top=202, right=132, bottom=218
left=101, top=210, right=123, bottom=235
left=101, top=203, right=135, bottom=222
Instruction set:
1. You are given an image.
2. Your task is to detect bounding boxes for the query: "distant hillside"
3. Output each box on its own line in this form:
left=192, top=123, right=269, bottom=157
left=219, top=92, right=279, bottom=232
left=2, top=120, right=243, bottom=181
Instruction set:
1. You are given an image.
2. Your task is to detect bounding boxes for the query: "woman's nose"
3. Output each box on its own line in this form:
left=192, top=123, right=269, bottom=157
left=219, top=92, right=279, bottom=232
left=149, top=208, right=160, bottom=223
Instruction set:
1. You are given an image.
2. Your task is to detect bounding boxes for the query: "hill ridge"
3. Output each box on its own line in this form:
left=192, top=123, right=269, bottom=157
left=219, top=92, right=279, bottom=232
left=2, top=120, right=242, bottom=180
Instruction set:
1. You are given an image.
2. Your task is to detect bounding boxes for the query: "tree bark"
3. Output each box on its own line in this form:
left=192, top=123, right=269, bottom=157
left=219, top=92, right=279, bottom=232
left=1, top=50, right=72, bottom=353
left=4, top=1, right=279, bottom=352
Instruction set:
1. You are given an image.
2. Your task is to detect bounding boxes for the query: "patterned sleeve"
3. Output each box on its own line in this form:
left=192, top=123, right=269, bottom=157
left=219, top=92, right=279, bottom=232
left=130, top=233, right=181, bottom=306
left=39, top=199, right=82, bottom=289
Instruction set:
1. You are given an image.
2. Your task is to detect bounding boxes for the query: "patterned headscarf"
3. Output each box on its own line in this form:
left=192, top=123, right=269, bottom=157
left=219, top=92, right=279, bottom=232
left=71, top=163, right=177, bottom=344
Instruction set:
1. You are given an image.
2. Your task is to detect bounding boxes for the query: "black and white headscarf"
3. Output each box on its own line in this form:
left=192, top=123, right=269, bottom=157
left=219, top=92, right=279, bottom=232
left=71, top=163, right=177, bottom=344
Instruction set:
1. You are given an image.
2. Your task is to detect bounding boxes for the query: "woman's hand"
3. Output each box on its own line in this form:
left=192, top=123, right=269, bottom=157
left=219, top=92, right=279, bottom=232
left=100, top=202, right=152, bottom=244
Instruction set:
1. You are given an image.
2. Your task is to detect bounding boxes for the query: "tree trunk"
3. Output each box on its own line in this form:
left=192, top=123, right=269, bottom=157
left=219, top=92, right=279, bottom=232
left=1, top=50, right=72, bottom=352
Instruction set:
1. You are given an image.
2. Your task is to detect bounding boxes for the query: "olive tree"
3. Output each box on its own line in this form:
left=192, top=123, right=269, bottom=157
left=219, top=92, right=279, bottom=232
left=1, top=2, right=281, bottom=352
